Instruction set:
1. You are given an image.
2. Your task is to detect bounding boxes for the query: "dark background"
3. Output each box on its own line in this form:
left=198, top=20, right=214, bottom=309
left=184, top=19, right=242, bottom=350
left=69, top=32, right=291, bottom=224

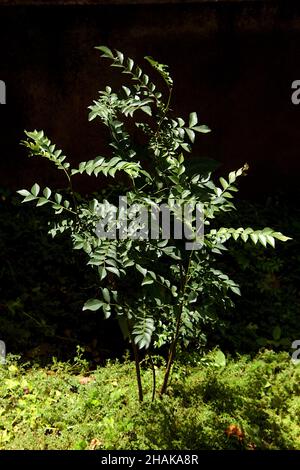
left=1, top=0, right=300, bottom=198
left=1, top=0, right=300, bottom=359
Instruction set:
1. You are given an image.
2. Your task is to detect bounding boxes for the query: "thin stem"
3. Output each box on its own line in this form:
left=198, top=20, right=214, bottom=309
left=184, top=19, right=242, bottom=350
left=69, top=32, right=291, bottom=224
left=156, top=86, right=173, bottom=132
left=159, top=304, right=182, bottom=396
left=160, top=251, right=194, bottom=396
left=127, top=320, right=144, bottom=403
left=148, top=351, right=156, bottom=402
left=131, top=340, right=144, bottom=403
left=63, top=168, right=79, bottom=222
left=48, top=199, right=77, bottom=216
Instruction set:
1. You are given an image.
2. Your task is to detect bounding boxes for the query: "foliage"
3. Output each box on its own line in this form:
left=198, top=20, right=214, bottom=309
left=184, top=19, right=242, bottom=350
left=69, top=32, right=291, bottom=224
left=210, top=197, right=300, bottom=354
left=17, top=46, right=290, bottom=398
left=1, top=351, right=300, bottom=449
left=0, top=188, right=123, bottom=359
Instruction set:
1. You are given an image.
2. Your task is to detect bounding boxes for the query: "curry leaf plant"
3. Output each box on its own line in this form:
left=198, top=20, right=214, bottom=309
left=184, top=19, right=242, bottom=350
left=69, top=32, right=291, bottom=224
left=17, top=46, right=291, bottom=401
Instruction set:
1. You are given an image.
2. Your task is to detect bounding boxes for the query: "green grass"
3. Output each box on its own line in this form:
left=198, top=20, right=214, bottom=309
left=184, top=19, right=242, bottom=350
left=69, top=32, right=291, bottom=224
left=1, top=349, right=300, bottom=450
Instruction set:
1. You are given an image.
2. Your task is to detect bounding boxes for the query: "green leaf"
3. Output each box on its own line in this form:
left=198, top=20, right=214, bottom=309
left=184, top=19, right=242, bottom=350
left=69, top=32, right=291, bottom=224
left=17, top=189, right=30, bottom=197
left=98, top=266, right=107, bottom=281
left=189, top=112, right=198, bottom=128
left=171, top=285, right=178, bottom=297
left=258, top=234, right=267, bottom=247
left=148, top=271, right=157, bottom=280
left=144, top=56, right=173, bottom=87
left=230, top=285, right=241, bottom=296
left=106, top=266, right=120, bottom=277
left=266, top=235, right=275, bottom=248
left=55, top=193, right=62, bottom=204
left=219, top=177, right=228, bottom=190
left=188, top=291, right=197, bottom=303
left=36, top=197, right=49, bottom=207
left=102, top=288, right=111, bottom=303
left=52, top=203, right=62, bottom=210
left=273, top=232, right=292, bottom=242
left=116, top=50, right=124, bottom=64
left=95, top=45, right=114, bottom=58
left=82, top=299, right=103, bottom=311
left=222, top=191, right=233, bottom=199
left=214, top=187, right=223, bottom=197
left=193, top=125, right=211, bottom=134
left=250, top=233, right=258, bottom=244
left=180, top=143, right=191, bottom=152
left=262, top=227, right=273, bottom=235
left=31, top=183, right=40, bottom=196
left=22, top=194, right=37, bottom=203
left=103, top=304, right=111, bottom=319
left=141, top=275, right=154, bottom=286
left=127, top=58, right=134, bottom=71
left=241, top=232, right=249, bottom=242
left=185, top=128, right=195, bottom=143
left=141, top=105, right=152, bottom=116
left=136, top=264, right=147, bottom=277
left=228, top=171, right=236, bottom=184
left=132, top=316, right=155, bottom=349
left=43, top=187, right=51, bottom=199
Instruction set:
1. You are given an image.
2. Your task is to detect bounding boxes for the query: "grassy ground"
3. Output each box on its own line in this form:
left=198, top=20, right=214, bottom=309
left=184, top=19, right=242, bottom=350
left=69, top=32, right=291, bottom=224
left=1, top=349, right=300, bottom=450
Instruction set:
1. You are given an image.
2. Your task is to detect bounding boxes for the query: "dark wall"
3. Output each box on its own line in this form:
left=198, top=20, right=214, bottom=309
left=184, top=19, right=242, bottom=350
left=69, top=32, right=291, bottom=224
left=1, top=0, right=300, bottom=197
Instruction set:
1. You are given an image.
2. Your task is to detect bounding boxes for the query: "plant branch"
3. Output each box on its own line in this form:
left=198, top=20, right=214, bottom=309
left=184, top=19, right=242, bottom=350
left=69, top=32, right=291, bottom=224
left=160, top=250, right=194, bottom=396
left=148, top=351, right=156, bottom=402
left=127, top=319, right=144, bottom=403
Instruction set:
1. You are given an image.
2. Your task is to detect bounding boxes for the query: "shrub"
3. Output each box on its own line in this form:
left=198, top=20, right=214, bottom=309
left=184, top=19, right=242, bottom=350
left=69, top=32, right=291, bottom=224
left=17, top=46, right=290, bottom=399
